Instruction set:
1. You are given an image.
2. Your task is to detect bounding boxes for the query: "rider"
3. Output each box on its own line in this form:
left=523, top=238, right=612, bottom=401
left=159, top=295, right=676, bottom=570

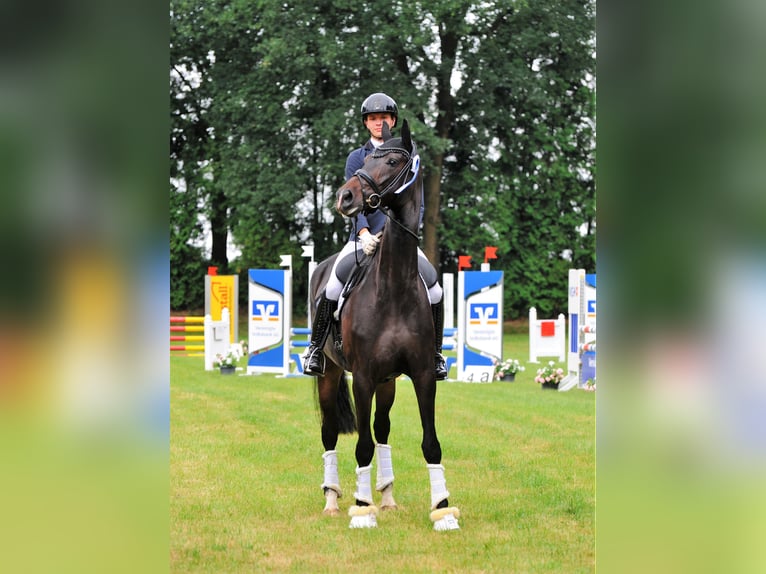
left=303, top=92, right=448, bottom=380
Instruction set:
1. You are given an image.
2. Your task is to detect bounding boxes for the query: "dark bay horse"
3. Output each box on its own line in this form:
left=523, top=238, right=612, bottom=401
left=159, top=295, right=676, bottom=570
left=310, top=120, right=459, bottom=530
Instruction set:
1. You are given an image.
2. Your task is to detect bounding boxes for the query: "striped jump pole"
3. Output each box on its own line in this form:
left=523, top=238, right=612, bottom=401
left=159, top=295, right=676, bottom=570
left=170, top=315, right=205, bottom=356
left=170, top=344, right=205, bottom=352
left=170, top=325, right=204, bottom=332
left=170, top=315, right=205, bottom=323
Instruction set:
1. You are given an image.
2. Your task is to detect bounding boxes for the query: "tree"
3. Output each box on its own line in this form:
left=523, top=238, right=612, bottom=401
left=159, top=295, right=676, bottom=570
left=169, top=0, right=596, bottom=318
left=170, top=0, right=225, bottom=309
left=441, top=0, right=596, bottom=317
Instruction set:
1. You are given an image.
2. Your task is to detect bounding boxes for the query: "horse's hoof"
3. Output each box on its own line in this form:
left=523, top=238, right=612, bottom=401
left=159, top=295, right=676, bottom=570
left=380, top=503, right=398, bottom=511
left=348, top=505, right=379, bottom=528
left=323, top=508, right=340, bottom=517
left=430, top=507, right=461, bottom=531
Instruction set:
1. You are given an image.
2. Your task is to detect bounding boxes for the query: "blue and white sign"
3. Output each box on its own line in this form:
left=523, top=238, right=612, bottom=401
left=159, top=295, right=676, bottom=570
left=565, top=269, right=597, bottom=388
left=586, top=273, right=597, bottom=318
left=247, top=269, right=290, bottom=374
left=457, top=271, right=504, bottom=382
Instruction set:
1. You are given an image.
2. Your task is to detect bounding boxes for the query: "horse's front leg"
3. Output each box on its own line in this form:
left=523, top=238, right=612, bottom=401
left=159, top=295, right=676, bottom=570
left=373, top=377, right=397, bottom=511
left=349, top=374, right=379, bottom=528
left=412, top=370, right=461, bottom=531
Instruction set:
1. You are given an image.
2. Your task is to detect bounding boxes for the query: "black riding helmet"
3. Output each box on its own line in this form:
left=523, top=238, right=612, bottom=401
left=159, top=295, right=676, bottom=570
left=360, top=93, right=398, bottom=124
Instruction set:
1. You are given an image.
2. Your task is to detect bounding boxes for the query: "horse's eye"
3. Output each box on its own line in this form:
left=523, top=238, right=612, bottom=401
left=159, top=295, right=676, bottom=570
left=387, top=158, right=398, bottom=166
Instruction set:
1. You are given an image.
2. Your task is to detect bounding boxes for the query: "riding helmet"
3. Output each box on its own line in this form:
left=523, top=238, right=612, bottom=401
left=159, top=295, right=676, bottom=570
left=360, top=93, right=398, bottom=123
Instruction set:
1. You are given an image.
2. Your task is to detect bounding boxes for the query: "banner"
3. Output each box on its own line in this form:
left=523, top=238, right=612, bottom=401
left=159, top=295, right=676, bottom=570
left=457, top=270, right=504, bottom=382
left=205, top=274, right=238, bottom=343
left=247, top=269, right=290, bottom=374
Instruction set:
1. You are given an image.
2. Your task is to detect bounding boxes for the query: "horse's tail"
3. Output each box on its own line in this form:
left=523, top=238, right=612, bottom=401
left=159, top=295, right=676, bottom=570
left=336, top=372, right=357, bottom=434
left=313, top=371, right=357, bottom=434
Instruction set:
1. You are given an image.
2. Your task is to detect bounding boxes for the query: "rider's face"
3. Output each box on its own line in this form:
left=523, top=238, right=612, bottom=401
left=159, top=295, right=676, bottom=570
left=364, top=113, right=396, bottom=139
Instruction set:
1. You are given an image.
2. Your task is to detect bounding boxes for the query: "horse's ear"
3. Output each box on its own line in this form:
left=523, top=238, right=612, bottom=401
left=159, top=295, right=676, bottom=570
left=381, top=121, right=392, bottom=142
left=401, top=119, right=412, bottom=152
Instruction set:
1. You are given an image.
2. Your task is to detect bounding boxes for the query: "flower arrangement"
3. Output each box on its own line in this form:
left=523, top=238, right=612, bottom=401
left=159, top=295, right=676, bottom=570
left=494, top=358, right=525, bottom=380
left=214, top=350, right=239, bottom=369
left=534, top=361, right=565, bottom=385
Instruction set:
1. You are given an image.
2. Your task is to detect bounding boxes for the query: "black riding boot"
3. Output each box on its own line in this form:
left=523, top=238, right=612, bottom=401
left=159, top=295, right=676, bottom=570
left=432, top=300, right=448, bottom=380
left=303, top=294, right=337, bottom=376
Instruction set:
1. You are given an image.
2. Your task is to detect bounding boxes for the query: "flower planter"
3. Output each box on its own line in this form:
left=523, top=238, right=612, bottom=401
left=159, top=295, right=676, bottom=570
left=541, top=381, right=559, bottom=390
left=494, top=359, right=524, bottom=382
left=219, top=366, right=236, bottom=375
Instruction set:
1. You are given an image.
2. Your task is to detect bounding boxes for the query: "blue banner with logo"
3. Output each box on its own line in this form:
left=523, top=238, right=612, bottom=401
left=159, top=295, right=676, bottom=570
left=458, top=271, right=504, bottom=382
left=247, top=269, right=286, bottom=373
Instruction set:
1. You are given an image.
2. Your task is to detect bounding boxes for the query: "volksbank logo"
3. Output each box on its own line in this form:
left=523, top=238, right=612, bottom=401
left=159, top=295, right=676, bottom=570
left=252, top=300, right=280, bottom=321
left=469, top=303, right=499, bottom=325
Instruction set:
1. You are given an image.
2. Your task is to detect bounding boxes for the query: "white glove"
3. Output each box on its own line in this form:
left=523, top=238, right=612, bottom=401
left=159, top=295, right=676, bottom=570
left=359, top=231, right=383, bottom=256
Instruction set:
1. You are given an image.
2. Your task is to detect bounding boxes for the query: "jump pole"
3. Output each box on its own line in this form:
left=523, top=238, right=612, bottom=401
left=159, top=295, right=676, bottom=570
left=170, top=315, right=205, bottom=356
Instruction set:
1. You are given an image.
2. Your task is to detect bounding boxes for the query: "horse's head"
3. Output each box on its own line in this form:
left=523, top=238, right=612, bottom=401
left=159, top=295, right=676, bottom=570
left=336, top=119, right=418, bottom=218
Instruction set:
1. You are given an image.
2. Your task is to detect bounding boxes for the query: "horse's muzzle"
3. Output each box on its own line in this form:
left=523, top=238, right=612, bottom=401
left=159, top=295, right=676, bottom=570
left=337, top=186, right=361, bottom=217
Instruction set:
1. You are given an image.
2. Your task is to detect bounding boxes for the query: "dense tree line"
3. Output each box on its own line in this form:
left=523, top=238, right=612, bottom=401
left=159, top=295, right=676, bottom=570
left=170, top=0, right=595, bottom=319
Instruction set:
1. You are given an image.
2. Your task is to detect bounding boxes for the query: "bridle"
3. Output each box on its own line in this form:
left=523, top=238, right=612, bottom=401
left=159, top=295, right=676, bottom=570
left=353, top=147, right=420, bottom=211
left=352, top=147, right=421, bottom=240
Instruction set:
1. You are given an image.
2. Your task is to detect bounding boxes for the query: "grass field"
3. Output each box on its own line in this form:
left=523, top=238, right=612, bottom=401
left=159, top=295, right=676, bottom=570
left=170, top=332, right=595, bottom=573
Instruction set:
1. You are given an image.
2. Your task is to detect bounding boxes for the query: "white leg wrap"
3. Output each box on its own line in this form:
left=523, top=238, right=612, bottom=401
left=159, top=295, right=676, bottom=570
left=375, top=444, right=395, bottom=491
left=427, top=463, right=450, bottom=509
left=353, top=464, right=374, bottom=505
left=321, top=450, right=341, bottom=497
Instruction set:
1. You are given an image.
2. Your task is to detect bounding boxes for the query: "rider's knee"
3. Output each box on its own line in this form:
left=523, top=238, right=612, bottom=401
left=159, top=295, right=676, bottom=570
left=428, top=282, right=443, bottom=304
left=325, top=277, right=342, bottom=301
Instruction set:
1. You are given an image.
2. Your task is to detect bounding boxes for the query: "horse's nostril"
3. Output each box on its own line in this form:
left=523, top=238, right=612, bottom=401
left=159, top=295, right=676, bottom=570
left=337, top=187, right=356, bottom=215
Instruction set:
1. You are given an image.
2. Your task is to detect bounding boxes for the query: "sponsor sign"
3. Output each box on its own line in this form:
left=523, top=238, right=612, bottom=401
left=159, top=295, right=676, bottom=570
left=247, top=269, right=289, bottom=373
left=457, top=271, right=503, bottom=382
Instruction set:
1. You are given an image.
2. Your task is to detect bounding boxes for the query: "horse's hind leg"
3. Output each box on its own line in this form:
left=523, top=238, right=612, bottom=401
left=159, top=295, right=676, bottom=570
left=373, top=377, right=397, bottom=510
left=317, top=365, right=345, bottom=516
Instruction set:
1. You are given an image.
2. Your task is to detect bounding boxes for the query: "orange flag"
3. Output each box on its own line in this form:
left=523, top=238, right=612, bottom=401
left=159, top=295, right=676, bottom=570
left=484, top=246, right=498, bottom=263
left=458, top=255, right=472, bottom=271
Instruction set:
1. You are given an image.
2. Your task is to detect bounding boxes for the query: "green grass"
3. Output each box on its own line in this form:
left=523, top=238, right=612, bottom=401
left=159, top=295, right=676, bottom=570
left=171, top=333, right=594, bottom=573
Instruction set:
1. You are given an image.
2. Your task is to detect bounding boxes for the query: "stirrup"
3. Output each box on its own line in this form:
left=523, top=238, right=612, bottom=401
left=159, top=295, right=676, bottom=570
left=435, top=354, right=447, bottom=380
left=304, top=347, right=326, bottom=376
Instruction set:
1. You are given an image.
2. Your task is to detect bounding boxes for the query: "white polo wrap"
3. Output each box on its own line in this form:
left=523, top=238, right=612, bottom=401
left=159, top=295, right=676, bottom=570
left=427, top=463, right=450, bottom=509
left=321, top=450, right=341, bottom=496
left=375, top=443, right=395, bottom=491
left=353, top=464, right=374, bottom=505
